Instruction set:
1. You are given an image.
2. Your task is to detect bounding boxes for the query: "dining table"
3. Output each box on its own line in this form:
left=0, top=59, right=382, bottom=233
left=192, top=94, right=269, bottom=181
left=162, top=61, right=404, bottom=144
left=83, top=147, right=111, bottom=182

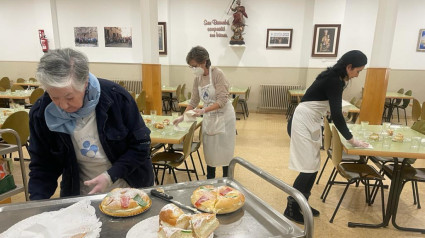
left=0, top=90, right=33, bottom=100
left=13, top=81, right=41, bottom=89
left=142, top=115, right=202, bottom=144
left=339, top=124, right=425, bottom=233
left=229, top=86, right=248, bottom=96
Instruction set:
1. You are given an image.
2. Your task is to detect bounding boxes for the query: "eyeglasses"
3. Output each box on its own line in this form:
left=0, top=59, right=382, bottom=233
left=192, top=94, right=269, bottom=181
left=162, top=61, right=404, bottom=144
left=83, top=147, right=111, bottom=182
left=188, top=64, right=199, bottom=69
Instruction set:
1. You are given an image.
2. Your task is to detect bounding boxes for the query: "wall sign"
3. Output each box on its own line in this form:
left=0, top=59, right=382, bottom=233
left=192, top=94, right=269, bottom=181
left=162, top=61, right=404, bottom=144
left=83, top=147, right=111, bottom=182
left=204, top=19, right=230, bottom=38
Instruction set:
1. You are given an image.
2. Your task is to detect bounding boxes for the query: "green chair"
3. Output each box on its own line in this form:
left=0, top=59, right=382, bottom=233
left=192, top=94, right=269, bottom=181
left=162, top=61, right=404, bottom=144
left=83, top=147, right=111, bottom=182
left=151, top=122, right=198, bottom=184
left=328, top=126, right=385, bottom=223
left=171, top=122, right=205, bottom=176
left=25, top=88, right=45, bottom=109
left=16, top=78, right=25, bottom=83
left=411, top=98, right=421, bottom=122
left=11, top=85, right=24, bottom=92
left=393, top=90, right=412, bottom=125
left=1, top=111, right=30, bottom=152
left=421, top=102, right=425, bottom=121
left=136, top=90, right=147, bottom=114
left=0, top=77, right=11, bottom=90
left=238, top=86, right=251, bottom=119
left=28, top=77, right=37, bottom=82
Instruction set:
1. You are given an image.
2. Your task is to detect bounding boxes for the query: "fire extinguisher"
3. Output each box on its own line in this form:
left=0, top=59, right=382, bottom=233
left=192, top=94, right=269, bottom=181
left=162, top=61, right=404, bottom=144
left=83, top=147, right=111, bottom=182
left=38, top=29, right=49, bottom=53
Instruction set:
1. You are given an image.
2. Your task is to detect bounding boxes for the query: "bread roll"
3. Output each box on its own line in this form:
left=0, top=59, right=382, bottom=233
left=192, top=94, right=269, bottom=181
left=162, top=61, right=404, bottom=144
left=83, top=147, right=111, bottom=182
left=191, top=213, right=219, bottom=238
left=159, top=204, right=190, bottom=229
left=158, top=226, right=193, bottom=238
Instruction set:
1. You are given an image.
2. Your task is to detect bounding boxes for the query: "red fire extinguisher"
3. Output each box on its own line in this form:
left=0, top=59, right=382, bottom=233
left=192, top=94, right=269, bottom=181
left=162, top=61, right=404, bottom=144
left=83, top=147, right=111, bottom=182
left=38, top=29, right=49, bottom=52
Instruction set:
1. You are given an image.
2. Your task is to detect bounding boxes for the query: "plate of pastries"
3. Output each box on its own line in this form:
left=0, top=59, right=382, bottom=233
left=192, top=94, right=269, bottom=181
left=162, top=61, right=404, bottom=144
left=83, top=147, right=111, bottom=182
left=126, top=204, right=219, bottom=238
left=99, top=188, right=152, bottom=217
left=392, top=133, right=404, bottom=142
left=191, top=185, right=245, bottom=214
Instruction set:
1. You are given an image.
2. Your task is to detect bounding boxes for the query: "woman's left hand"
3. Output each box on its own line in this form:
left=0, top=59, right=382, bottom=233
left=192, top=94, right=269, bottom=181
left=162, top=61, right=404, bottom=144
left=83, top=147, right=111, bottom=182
left=193, top=108, right=205, bottom=117
left=84, top=172, right=112, bottom=194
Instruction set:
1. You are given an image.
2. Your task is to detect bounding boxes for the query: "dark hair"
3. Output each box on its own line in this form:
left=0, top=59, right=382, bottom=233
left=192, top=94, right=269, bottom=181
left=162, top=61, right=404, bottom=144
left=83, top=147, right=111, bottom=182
left=186, top=46, right=211, bottom=69
left=317, top=50, right=367, bottom=82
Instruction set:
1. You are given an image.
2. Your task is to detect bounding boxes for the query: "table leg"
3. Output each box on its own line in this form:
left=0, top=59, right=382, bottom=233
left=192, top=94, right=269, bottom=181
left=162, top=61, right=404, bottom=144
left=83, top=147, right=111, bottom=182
left=389, top=159, right=425, bottom=233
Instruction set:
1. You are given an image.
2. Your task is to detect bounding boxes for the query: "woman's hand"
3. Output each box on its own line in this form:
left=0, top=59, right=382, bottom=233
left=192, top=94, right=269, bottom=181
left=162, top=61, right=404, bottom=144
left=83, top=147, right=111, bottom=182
left=84, top=172, right=112, bottom=194
left=348, top=138, right=369, bottom=148
left=172, top=115, right=184, bottom=125
left=193, top=108, right=205, bottom=117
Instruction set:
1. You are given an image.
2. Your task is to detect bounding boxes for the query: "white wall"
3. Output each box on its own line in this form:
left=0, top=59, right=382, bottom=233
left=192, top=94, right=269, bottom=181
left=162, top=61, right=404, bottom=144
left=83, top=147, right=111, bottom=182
left=390, top=0, right=425, bottom=70
left=0, top=0, right=53, bottom=61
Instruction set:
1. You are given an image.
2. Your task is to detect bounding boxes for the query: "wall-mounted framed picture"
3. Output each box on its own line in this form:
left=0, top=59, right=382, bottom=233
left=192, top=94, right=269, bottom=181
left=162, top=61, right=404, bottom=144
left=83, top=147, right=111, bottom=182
left=417, top=29, right=425, bottom=52
left=311, top=24, right=341, bottom=57
left=266, top=28, right=293, bottom=49
left=158, top=22, right=167, bottom=55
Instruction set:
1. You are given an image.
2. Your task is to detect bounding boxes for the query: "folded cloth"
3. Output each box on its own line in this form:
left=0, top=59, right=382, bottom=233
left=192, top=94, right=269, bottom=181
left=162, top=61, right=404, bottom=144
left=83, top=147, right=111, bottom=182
left=0, top=199, right=102, bottom=238
left=184, top=110, right=197, bottom=122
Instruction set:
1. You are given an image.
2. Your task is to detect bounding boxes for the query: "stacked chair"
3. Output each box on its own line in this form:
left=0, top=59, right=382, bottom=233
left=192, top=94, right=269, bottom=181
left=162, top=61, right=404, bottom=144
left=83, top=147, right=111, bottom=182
left=393, top=90, right=412, bottom=125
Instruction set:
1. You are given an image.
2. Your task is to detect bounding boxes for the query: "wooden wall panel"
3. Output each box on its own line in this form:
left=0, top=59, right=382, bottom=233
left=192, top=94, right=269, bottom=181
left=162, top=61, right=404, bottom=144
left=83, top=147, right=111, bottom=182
left=142, top=64, right=162, bottom=115
left=358, top=68, right=389, bottom=125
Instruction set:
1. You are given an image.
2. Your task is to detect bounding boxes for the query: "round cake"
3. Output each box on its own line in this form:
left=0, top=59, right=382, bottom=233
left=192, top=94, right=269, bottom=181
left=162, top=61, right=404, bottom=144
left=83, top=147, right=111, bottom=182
left=191, top=185, right=245, bottom=214
left=99, top=188, right=152, bottom=217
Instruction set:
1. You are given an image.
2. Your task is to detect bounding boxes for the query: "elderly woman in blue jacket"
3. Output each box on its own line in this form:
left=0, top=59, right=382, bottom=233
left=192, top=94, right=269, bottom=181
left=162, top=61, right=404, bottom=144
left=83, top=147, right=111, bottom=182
left=28, top=48, right=153, bottom=200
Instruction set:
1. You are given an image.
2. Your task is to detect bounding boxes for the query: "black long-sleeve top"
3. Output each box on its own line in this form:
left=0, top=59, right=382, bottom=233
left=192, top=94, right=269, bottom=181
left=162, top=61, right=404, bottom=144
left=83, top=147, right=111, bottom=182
left=301, top=73, right=353, bottom=140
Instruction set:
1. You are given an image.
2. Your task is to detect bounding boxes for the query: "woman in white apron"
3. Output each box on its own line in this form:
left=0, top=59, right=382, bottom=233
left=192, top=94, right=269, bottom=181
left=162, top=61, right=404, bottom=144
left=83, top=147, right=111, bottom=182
left=173, top=46, right=236, bottom=179
left=284, top=50, right=369, bottom=224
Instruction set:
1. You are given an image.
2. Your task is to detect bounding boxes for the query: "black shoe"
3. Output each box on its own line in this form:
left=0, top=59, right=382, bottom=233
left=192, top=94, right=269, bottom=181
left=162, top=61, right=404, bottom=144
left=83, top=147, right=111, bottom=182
left=311, top=206, right=320, bottom=217
left=283, top=197, right=304, bottom=224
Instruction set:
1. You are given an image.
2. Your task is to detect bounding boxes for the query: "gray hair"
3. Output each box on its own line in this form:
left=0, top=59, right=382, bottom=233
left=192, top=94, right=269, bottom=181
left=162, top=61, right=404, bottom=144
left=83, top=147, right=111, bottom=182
left=36, top=48, right=89, bottom=92
left=186, top=46, right=211, bottom=69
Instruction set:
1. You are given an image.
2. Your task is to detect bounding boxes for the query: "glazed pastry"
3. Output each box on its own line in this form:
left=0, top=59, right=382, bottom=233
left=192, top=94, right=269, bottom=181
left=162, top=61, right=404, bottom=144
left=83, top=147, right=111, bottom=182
left=191, top=185, right=245, bottom=214
left=99, top=188, right=151, bottom=217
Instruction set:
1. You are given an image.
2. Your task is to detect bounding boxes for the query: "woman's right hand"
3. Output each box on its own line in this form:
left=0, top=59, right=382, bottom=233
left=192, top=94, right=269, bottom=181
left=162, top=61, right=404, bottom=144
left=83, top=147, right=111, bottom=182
left=348, top=138, right=369, bottom=148
left=172, top=115, right=184, bottom=125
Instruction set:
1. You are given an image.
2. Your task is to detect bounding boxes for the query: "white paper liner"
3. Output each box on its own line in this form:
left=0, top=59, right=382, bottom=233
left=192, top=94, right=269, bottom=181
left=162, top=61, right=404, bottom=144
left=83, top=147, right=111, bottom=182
left=0, top=199, right=101, bottom=238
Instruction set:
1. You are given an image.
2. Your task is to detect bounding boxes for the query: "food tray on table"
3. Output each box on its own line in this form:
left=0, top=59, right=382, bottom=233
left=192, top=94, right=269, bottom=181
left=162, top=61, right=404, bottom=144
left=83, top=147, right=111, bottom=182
left=0, top=157, right=313, bottom=238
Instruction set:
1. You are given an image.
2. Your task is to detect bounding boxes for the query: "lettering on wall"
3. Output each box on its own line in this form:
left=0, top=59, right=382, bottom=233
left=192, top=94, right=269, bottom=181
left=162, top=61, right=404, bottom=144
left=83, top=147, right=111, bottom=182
left=204, top=19, right=229, bottom=38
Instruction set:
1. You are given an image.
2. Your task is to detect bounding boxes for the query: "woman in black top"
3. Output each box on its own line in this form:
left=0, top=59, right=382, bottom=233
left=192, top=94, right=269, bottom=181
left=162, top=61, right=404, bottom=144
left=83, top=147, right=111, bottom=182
left=284, top=50, right=369, bottom=224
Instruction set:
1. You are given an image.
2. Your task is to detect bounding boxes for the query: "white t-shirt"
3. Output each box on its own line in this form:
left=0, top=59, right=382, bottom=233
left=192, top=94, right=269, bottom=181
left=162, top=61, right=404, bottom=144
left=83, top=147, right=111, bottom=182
left=71, top=111, right=129, bottom=195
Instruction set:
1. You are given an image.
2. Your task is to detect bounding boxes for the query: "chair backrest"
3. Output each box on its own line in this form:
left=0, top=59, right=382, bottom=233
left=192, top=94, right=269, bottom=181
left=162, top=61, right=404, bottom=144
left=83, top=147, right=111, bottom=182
left=187, top=91, right=191, bottom=100
left=0, top=77, right=11, bottom=89
left=232, top=95, right=240, bottom=109
left=1, top=111, right=30, bottom=146
left=411, top=120, right=425, bottom=135
left=16, top=78, right=25, bottom=83
left=136, top=90, right=147, bottom=113
left=349, top=97, right=357, bottom=105
left=392, top=88, right=404, bottom=106
left=182, top=122, right=197, bottom=159
left=331, top=126, right=343, bottom=168
left=412, top=98, right=421, bottom=122
left=175, top=85, right=182, bottom=101
left=180, top=84, right=186, bottom=99
left=0, top=86, right=5, bottom=92
left=29, top=77, right=37, bottom=82
left=11, top=85, right=24, bottom=92
left=355, top=99, right=362, bottom=108
left=323, top=117, right=332, bottom=151
left=421, top=101, right=425, bottom=121
left=400, top=90, right=412, bottom=108
left=246, top=86, right=251, bottom=101
left=29, top=88, right=45, bottom=104
left=129, top=91, right=136, bottom=100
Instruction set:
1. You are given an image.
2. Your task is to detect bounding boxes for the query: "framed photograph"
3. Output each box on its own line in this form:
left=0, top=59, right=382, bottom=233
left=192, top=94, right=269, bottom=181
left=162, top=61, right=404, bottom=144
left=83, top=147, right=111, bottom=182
left=311, top=24, right=341, bottom=57
left=74, top=27, right=98, bottom=47
left=417, top=29, right=425, bottom=52
left=158, top=22, right=167, bottom=55
left=266, top=29, right=293, bottom=49
left=104, top=27, right=132, bottom=48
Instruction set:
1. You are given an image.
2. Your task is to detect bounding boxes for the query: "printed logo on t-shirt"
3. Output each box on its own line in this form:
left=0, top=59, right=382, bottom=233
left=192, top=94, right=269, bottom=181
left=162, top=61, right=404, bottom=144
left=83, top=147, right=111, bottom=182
left=80, top=140, right=99, bottom=158
left=202, top=89, right=210, bottom=101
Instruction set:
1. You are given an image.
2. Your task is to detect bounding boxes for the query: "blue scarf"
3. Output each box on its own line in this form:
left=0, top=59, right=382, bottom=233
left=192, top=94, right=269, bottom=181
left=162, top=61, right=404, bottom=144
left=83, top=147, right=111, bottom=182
left=45, top=73, right=101, bottom=134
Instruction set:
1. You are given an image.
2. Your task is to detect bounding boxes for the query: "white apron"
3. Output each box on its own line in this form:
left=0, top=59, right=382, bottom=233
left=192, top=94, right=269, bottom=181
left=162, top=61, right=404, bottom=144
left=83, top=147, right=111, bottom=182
left=289, top=101, right=329, bottom=172
left=199, top=68, right=236, bottom=167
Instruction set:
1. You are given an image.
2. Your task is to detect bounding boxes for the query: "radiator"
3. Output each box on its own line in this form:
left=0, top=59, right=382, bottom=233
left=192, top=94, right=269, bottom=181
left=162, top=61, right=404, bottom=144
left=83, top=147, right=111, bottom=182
left=111, top=79, right=142, bottom=94
left=259, top=84, right=302, bottom=111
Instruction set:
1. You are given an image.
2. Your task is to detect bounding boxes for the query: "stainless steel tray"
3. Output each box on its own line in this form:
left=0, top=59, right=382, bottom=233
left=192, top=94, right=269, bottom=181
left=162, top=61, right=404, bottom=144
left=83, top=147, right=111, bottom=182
left=0, top=157, right=313, bottom=237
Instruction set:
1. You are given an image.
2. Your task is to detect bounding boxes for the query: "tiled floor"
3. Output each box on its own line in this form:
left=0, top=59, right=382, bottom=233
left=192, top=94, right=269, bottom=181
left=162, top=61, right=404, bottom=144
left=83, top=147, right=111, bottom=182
left=6, top=112, right=425, bottom=237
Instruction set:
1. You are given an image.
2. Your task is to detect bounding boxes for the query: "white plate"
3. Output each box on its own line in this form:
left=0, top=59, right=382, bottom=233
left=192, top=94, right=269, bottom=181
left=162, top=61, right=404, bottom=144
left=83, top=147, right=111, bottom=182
left=126, top=215, right=158, bottom=238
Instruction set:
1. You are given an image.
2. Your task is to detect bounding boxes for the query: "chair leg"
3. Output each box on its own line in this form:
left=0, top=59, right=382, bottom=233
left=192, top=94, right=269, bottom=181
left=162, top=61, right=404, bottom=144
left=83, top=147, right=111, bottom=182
left=189, top=154, right=199, bottom=180
left=322, top=168, right=338, bottom=202
left=403, top=109, right=407, bottom=126
left=183, top=160, right=192, bottom=181
left=396, top=107, right=400, bottom=122
left=316, top=155, right=330, bottom=184
left=196, top=150, right=206, bottom=175
left=412, top=181, right=417, bottom=205
left=244, top=101, right=249, bottom=117
left=171, top=168, right=178, bottom=183
left=330, top=183, right=351, bottom=223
